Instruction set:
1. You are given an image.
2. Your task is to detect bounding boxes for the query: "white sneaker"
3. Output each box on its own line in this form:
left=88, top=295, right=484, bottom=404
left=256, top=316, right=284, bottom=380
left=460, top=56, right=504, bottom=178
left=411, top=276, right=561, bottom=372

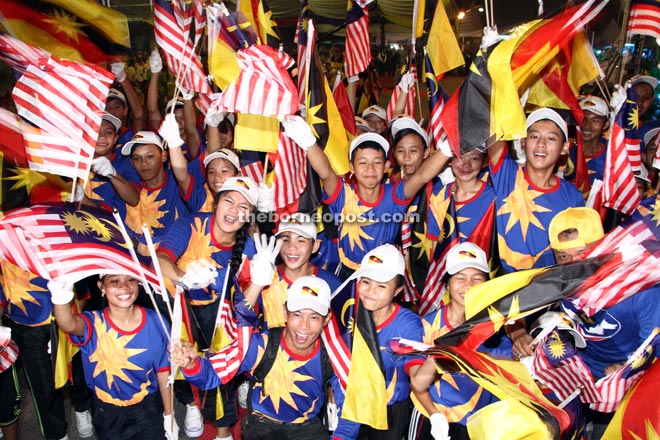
left=75, top=410, right=94, bottom=438
left=184, top=403, right=204, bottom=437
left=59, top=435, right=70, bottom=440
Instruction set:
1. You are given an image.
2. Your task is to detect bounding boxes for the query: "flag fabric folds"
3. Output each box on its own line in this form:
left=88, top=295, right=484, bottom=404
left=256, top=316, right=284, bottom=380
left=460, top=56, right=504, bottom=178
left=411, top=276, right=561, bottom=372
left=332, top=73, right=357, bottom=136
left=268, top=132, right=308, bottom=211
left=345, top=0, right=373, bottom=79
left=386, top=53, right=417, bottom=121
left=0, top=0, right=129, bottom=64
left=238, top=0, right=282, bottom=48
left=601, top=84, right=643, bottom=215
left=423, top=0, right=464, bottom=75
left=0, top=204, right=160, bottom=287
left=154, top=0, right=210, bottom=94
left=424, top=49, right=448, bottom=145
left=627, top=0, right=660, bottom=40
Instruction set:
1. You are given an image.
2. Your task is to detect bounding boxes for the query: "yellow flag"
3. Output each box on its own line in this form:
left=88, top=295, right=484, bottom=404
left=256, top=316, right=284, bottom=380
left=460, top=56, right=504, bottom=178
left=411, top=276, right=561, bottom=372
left=425, top=0, right=464, bottom=75
left=234, top=114, right=280, bottom=153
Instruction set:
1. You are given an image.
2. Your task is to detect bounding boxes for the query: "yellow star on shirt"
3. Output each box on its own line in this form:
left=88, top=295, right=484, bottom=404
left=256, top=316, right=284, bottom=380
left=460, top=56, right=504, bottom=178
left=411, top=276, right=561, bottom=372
left=497, top=168, right=552, bottom=239
left=259, top=345, right=314, bottom=413
left=89, top=318, right=147, bottom=390
left=339, top=188, right=374, bottom=252
left=412, top=222, right=434, bottom=262
left=125, top=190, right=167, bottom=235
left=177, top=218, right=221, bottom=271
left=3, top=263, right=42, bottom=315
left=428, top=187, right=451, bottom=233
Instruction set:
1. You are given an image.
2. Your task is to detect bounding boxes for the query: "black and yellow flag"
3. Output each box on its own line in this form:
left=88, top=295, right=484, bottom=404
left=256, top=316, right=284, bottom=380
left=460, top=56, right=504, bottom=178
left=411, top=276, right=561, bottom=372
left=238, top=0, right=281, bottom=49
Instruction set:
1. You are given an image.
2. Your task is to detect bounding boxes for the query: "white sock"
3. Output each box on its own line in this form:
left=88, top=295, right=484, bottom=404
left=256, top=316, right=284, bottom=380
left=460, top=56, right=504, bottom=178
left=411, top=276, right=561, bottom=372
left=216, top=436, right=233, bottom=440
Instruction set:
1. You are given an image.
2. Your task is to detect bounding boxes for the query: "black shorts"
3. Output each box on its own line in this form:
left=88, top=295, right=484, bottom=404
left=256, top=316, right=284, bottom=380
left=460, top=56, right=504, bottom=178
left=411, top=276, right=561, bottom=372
left=0, top=365, right=20, bottom=426
left=92, top=391, right=164, bottom=440
left=242, top=412, right=328, bottom=440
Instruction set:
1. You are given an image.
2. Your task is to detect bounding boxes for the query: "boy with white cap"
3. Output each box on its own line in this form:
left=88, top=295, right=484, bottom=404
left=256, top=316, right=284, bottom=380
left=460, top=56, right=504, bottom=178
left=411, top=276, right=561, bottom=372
left=362, top=105, right=388, bottom=135
left=121, top=131, right=189, bottom=249
left=252, top=213, right=341, bottom=328
left=409, top=242, right=501, bottom=440
left=172, top=276, right=350, bottom=439
left=281, top=116, right=453, bottom=279
left=566, top=96, right=610, bottom=185
left=488, top=108, right=584, bottom=273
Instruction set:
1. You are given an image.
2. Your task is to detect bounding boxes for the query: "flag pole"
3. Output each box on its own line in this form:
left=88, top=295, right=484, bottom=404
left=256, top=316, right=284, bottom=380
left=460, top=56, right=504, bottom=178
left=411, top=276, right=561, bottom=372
left=141, top=224, right=174, bottom=319
left=616, top=0, right=633, bottom=86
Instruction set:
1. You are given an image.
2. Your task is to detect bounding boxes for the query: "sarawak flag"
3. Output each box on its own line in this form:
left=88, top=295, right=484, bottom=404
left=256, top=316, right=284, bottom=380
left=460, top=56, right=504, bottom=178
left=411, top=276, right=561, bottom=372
left=628, top=0, right=660, bottom=40
left=238, top=0, right=282, bottom=48
left=602, top=84, right=643, bottom=215
left=345, top=0, right=373, bottom=79
left=602, top=359, right=660, bottom=439
left=0, top=204, right=159, bottom=286
left=436, top=256, right=617, bottom=350
left=526, top=31, right=603, bottom=125
left=0, top=0, right=129, bottom=64
left=342, top=298, right=388, bottom=429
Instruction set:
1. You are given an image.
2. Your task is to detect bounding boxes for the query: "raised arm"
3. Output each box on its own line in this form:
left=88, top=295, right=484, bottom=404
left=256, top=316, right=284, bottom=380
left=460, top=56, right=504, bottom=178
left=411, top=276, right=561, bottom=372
left=111, top=62, right=145, bottom=132
left=181, top=91, right=201, bottom=159
left=49, top=280, right=86, bottom=337
left=159, top=114, right=192, bottom=194
left=403, top=142, right=452, bottom=199
left=281, top=116, right=339, bottom=197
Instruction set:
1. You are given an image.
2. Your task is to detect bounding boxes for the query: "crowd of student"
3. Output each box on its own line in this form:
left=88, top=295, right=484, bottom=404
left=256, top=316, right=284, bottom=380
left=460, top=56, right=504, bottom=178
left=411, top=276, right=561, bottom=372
left=0, top=44, right=659, bottom=440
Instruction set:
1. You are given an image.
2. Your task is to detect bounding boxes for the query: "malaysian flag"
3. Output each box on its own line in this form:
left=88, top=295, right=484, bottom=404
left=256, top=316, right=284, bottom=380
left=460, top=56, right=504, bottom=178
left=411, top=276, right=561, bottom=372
left=628, top=0, right=660, bottom=40
left=0, top=204, right=159, bottom=287
left=154, top=0, right=210, bottom=94
left=10, top=51, right=113, bottom=185
left=602, top=84, right=642, bottom=215
left=219, top=45, right=299, bottom=118
left=386, top=53, right=417, bottom=121
left=345, top=0, right=373, bottom=78
left=240, top=160, right=265, bottom=183
left=0, top=35, right=49, bottom=74
left=268, top=132, right=307, bottom=210
left=0, top=327, right=18, bottom=373
left=424, top=49, right=448, bottom=145
left=591, top=329, right=659, bottom=413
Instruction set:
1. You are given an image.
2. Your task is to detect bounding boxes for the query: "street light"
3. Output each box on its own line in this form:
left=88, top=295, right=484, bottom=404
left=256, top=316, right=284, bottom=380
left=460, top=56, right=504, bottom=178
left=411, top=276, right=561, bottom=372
left=457, top=11, right=466, bottom=20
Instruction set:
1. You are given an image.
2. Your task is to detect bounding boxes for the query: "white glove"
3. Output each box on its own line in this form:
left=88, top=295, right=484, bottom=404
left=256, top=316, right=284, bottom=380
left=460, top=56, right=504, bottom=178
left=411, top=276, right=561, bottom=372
left=429, top=413, right=451, bottom=440
left=110, top=62, right=127, bottom=83
left=163, top=413, right=179, bottom=440
left=178, top=84, right=195, bottom=101
left=48, top=279, right=75, bottom=305
left=149, top=49, right=162, bottom=74
left=179, top=259, right=218, bottom=290
left=72, top=184, right=85, bottom=203
left=159, top=114, right=184, bottom=149
left=250, top=234, right=282, bottom=287
left=348, top=75, right=359, bottom=83
left=205, top=106, right=226, bottom=128
left=437, top=138, right=454, bottom=158
left=91, top=156, right=117, bottom=177
left=610, top=84, right=627, bottom=113
left=257, top=183, right=276, bottom=213
left=480, top=26, right=500, bottom=50
left=281, top=115, right=316, bottom=151
left=399, top=72, right=415, bottom=92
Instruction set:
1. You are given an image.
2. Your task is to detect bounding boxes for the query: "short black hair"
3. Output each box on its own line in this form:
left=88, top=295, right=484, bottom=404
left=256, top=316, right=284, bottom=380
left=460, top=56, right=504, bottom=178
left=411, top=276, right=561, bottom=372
left=350, top=142, right=387, bottom=162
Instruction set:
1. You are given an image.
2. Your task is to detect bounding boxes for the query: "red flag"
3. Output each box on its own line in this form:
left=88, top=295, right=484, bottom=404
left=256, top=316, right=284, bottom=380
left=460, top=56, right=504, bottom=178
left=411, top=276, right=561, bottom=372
left=268, top=132, right=307, bottom=211
left=332, top=73, right=357, bottom=136
left=345, top=0, right=372, bottom=78
left=628, top=0, right=660, bottom=40
left=240, top=160, right=265, bottom=184
left=386, top=53, right=417, bottom=121
left=602, top=85, right=642, bottom=215
left=154, top=0, right=210, bottom=94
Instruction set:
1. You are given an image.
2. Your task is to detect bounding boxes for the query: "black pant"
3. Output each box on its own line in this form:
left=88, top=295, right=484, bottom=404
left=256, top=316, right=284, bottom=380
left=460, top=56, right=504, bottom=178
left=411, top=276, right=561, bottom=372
left=242, top=413, right=328, bottom=440
left=358, top=399, right=413, bottom=440
left=0, top=364, right=20, bottom=426
left=69, top=351, right=93, bottom=412
left=92, top=391, right=164, bottom=440
left=5, top=319, right=68, bottom=439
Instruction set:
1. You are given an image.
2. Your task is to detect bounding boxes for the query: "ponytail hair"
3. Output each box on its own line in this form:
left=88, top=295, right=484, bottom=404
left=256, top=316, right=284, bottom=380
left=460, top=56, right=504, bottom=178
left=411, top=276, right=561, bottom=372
left=229, top=222, right=250, bottom=274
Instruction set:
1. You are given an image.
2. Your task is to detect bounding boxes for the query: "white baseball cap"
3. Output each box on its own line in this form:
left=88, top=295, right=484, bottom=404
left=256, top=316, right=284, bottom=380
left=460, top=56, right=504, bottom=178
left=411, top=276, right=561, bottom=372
left=121, top=131, right=164, bottom=155
left=351, top=244, right=405, bottom=283
left=166, top=98, right=185, bottom=113
left=390, top=116, right=429, bottom=148
left=286, top=275, right=331, bottom=315
left=631, top=74, right=659, bottom=91
left=217, top=176, right=259, bottom=206
left=530, top=311, right=586, bottom=349
left=643, top=127, right=660, bottom=146
left=349, top=132, right=390, bottom=159
left=204, top=148, right=240, bottom=172
left=579, top=96, right=609, bottom=118
left=107, top=88, right=126, bottom=105
left=276, top=213, right=317, bottom=240
left=526, top=108, right=568, bottom=140
left=102, top=112, right=121, bottom=133
left=354, top=116, right=374, bottom=133
left=445, top=242, right=489, bottom=276
left=362, top=105, right=387, bottom=121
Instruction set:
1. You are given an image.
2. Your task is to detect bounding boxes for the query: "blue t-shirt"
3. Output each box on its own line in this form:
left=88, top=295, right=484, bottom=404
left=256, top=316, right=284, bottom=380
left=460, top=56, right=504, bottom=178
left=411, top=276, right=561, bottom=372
left=565, top=138, right=607, bottom=185
left=490, top=145, right=584, bottom=273
left=323, top=178, right=411, bottom=271
left=70, top=306, right=170, bottom=406
left=0, top=261, right=52, bottom=326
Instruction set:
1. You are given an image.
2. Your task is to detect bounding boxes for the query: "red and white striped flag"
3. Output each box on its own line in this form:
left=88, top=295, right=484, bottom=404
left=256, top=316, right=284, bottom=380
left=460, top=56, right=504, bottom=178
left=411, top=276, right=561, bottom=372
left=11, top=55, right=113, bottom=184
left=220, top=45, right=298, bottom=118
left=602, top=84, right=642, bottom=215
left=591, top=329, right=659, bottom=413
left=424, top=50, right=447, bottom=146
left=386, top=58, right=417, bottom=121
left=628, top=0, right=660, bottom=40
left=0, top=35, right=49, bottom=74
left=154, top=0, right=210, bottom=94
left=535, top=355, right=601, bottom=404
left=345, top=0, right=373, bottom=78
left=268, top=132, right=307, bottom=209
left=240, top=160, right=265, bottom=183
left=0, top=205, right=159, bottom=286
